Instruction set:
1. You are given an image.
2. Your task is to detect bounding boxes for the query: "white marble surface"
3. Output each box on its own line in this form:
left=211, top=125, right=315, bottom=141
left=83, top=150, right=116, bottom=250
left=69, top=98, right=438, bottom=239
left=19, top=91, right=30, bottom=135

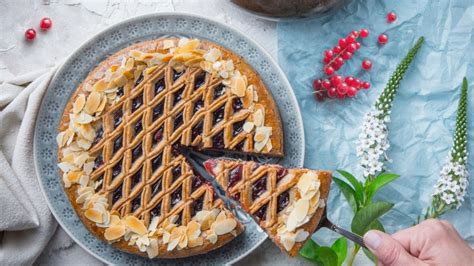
left=1, top=1, right=372, bottom=265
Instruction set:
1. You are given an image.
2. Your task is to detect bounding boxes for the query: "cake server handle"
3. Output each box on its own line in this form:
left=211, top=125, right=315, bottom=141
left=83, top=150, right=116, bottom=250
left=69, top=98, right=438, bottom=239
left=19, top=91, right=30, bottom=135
left=319, top=215, right=367, bottom=249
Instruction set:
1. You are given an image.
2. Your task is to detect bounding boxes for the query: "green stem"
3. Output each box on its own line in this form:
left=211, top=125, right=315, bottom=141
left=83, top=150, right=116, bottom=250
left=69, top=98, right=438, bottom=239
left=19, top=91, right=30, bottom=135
left=347, top=245, right=361, bottom=266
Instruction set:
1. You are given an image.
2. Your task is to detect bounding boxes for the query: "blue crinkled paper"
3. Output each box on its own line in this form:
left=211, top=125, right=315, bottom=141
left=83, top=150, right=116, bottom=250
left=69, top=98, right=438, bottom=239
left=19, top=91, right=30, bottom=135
left=277, top=0, right=474, bottom=244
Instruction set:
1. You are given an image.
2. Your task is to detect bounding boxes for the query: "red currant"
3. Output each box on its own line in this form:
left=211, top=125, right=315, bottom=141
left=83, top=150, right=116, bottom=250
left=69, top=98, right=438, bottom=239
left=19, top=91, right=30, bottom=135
left=378, top=34, right=389, bottom=45
left=333, top=63, right=341, bottom=71
left=347, top=43, right=357, bottom=53
left=336, top=90, right=346, bottom=99
left=315, top=91, right=326, bottom=101
left=324, top=49, right=334, bottom=59
left=335, top=57, right=344, bottom=65
left=338, top=38, right=347, bottom=48
left=352, top=78, right=361, bottom=88
left=313, top=79, right=322, bottom=90
left=347, top=86, right=357, bottom=97
left=323, top=57, right=331, bottom=64
left=324, top=66, right=335, bottom=76
left=345, top=76, right=354, bottom=85
left=360, top=29, right=369, bottom=38
left=387, top=12, right=397, bottom=23
left=331, top=75, right=343, bottom=86
left=25, top=28, right=36, bottom=41
left=362, top=81, right=371, bottom=89
left=337, top=83, right=349, bottom=95
left=346, top=35, right=356, bottom=44
left=327, top=87, right=337, bottom=98
left=40, top=17, right=53, bottom=31
left=342, top=51, right=352, bottom=60
left=362, top=59, right=372, bottom=70
left=355, top=42, right=361, bottom=50
left=322, top=79, right=332, bottom=89
left=333, top=46, right=342, bottom=54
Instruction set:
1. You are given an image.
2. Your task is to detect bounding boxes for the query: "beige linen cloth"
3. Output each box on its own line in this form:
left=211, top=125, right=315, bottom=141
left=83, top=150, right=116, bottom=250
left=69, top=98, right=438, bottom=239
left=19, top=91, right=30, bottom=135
left=0, top=68, right=92, bottom=265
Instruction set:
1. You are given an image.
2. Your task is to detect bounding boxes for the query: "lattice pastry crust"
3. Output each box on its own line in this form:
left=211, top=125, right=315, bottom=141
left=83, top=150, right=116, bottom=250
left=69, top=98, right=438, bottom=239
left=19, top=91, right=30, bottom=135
left=57, top=37, right=283, bottom=258
left=204, top=159, right=331, bottom=256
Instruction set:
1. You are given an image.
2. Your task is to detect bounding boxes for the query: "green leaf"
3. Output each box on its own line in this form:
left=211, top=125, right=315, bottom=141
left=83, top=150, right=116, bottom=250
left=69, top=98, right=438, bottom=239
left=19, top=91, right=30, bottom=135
left=299, top=240, right=338, bottom=266
left=366, top=173, right=400, bottom=201
left=362, top=219, right=385, bottom=263
left=331, top=237, right=348, bottom=266
left=351, top=201, right=394, bottom=235
left=336, top=170, right=364, bottom=204
left=333, top=177, right=358, bottom=212
left=299, top=239, right=320, bottom=262
left=315, top=247, right=339, bottom=266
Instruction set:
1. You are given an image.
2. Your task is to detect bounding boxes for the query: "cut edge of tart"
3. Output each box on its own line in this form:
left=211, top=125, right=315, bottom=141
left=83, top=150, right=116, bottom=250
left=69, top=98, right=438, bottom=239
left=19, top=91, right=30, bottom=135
left=56, top=37, right=283, bottom=258
left=204, top=159, right=332, bottom=257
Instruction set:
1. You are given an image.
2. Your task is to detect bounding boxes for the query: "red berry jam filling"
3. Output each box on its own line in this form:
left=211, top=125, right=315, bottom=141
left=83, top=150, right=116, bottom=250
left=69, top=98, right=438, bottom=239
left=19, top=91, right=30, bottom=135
left=228, top=165, right=243, bottom=188
left=152, top=102, right=164, bottom=121
left=111, top=185, right=122, bottom=205
left=113, top=109, right=123, bottom=128
left=173, top=87, right=185, bottom=106
left=154, top=78, right=165, bottom=97
left=212, top=131, right=225, bottom=148
left=213, top=84, right=226, bottom=100
left=111, top=159, right=122, bottom=179
left=151, top=153, right=162, bottom=173
left=131, top=144, right=142, bottom=162
left=170, top=186, right=182, bottom=207
left=252, top=175, right=267, bottom=201
left=254, top=204, right=268, bottom=221
left=131, top=194, right=141, bottom=212
left=194, top=72, right=206, bottom=89
left=131, top=168, right=142, bottom=189
left=173, top=69, right=184, bottom=82
left=151, top=178, right=163, bottom=196
left=277, top=190, right=290, bottom=213
left=150, top=201, right=162, bottom=217
left=131, top=94, right=143, bottom=113
left=134, top=73, right=144, bottom=87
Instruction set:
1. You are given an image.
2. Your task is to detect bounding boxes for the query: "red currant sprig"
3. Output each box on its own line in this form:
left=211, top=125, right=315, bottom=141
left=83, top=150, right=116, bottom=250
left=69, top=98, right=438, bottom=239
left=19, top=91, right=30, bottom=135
left=322, top=30, right=366, bottom=73
left=313, top=74, right=371, bottom=101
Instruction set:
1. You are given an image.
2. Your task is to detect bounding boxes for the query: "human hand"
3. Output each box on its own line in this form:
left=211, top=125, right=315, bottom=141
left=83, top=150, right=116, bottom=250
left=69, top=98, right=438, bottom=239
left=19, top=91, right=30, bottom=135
left=363, top=219, right=474, bottom=266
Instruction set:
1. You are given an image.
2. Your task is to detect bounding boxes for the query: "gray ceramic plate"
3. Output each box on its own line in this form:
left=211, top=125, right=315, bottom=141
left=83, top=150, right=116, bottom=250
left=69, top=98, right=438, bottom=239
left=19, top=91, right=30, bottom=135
left=34, top=13, right=304, bottom=265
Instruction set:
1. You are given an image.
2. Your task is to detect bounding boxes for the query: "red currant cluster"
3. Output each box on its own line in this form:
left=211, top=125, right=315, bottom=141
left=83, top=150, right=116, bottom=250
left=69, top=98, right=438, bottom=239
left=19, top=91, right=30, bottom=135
left=314, top=29, right=372, bottom=101
left=313, top=11, right=397, bottom=101
left=25, top=17, right=53, bottom=41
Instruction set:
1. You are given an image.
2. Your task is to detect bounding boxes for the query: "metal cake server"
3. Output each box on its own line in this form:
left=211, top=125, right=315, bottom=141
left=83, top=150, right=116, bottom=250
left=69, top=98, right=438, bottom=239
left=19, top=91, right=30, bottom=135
left=180, top=147, right=366, bottom=248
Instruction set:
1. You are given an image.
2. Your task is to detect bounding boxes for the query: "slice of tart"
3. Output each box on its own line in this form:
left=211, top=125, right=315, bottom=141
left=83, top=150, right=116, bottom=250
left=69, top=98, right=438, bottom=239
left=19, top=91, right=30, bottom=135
left=204, top=159, right=332, bottom=256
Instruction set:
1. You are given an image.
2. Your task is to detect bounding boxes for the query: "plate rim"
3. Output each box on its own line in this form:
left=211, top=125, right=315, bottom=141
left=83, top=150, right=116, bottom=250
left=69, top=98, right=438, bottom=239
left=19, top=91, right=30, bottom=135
left=34, top=11, right=305, bottom=265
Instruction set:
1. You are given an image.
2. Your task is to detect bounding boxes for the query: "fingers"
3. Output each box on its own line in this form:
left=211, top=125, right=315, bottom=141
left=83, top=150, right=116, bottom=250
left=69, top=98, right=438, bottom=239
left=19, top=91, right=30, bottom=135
left=364, top=230, right=423, bottom=266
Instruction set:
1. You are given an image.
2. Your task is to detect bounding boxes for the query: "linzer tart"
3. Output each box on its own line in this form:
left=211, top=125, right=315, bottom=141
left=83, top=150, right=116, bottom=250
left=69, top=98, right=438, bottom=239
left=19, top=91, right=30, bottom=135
left=203, top=159, right=331, bottom=256
left=56, top=37, right=283, bottom=258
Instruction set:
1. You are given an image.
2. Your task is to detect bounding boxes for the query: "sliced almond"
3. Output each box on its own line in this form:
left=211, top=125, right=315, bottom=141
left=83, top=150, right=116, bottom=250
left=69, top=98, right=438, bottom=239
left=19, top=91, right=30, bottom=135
left=84, top=92, right=101, bottom=114
left=162, top=231, right=171, bottom=244
left=167, top=238, right=180, bottom=251
left=104, top=224, right=126, bottom=241
left=148, top=216, right=160, bottom=231
left=206, top=232, right=218, bottom=244
left=186, top=220, right=201, bottom=240
left=163, top=39, right=175, bottom=49
left=242, top=85, right=255, bottom=108
left=85, top=208, right=104, bottom=223
left=253, top=108, right=264, bottom=127
left=73, top=94, right=86, bottom=114
left=75, top=112, right=94, bottom=124
left=125, top=216, right=147, bottom=235
left=188, top=236, right=204, bottom=248
left=243, top=121, right=255, bottom=133
left=294, top=199, right=309, bottom=222
left=92, top=79, right=108, bottom=92
left=231, top=76, right=246, bottom=97
left=213, top=218, right=237, bottom=236
left=146, top=238, right=159, bottom=258
left=203, top=48, right=222, bottom=62
left=281, top=233, right=296, bottom=251
left=215, top=210, right=227, bottom=223
left=297, top=172, right=316, bottom=195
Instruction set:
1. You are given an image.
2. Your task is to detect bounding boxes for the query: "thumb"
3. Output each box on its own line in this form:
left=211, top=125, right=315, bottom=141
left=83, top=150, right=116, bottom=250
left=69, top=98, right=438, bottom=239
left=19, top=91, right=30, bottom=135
left=363, top=230, right=422, bottom=266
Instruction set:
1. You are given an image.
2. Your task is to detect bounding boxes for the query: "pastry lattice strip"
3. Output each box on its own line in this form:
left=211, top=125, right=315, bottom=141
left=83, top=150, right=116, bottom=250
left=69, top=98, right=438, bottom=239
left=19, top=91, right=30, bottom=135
left=86, top=64, right=254, bottom=228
